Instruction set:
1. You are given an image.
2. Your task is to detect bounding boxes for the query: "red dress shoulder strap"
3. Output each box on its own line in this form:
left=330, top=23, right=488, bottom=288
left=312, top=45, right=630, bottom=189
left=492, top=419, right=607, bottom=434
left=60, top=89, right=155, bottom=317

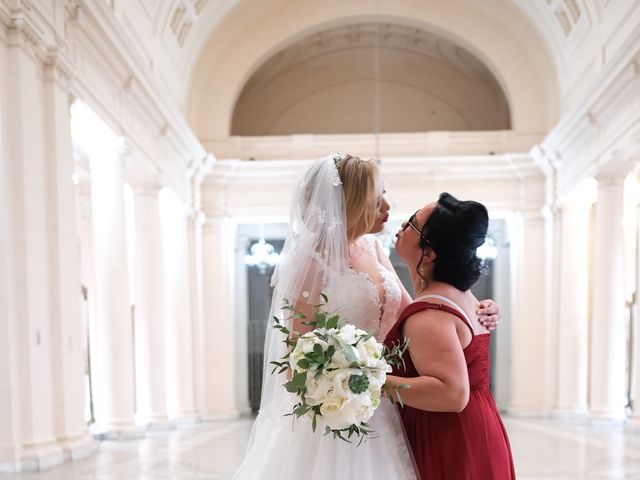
left=395, top=300, right=474, bottom=337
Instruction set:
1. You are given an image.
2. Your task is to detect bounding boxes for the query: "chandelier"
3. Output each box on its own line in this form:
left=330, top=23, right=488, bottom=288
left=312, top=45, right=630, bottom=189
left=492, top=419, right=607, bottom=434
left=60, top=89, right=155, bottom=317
left=477, top=237, right=498, bottom=260
left=244, top=225, right=280, bottom=274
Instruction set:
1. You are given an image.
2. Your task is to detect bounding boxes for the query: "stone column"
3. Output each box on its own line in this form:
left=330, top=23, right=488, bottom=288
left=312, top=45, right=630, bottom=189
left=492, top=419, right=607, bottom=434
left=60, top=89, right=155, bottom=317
left=0, top=22, right=64, bottom=471
left=162, top=202, right=196, bottom=420
left=132, top=183, right=168, bottom=426
left=590, top=172, right=628, bottom=419
left=0, top=29, right=23, bottom=473
left=189, top=211, right=207, bottom=418
left=201, top=216, right=239, bottom=417
left=89, top=141, right=136, bottom=435
left=186, top=159, right=214, bottom=419
left=234, top=233, right=251, bottom=415
left=630, top=195, right=640, bottom=427
left=43, top=56, right=94, bottom=459
left=554, top=193, right=593, bottom=415
left=489, top=221, right=512, bottom=411
left=509, top=209, right=550, bottom=414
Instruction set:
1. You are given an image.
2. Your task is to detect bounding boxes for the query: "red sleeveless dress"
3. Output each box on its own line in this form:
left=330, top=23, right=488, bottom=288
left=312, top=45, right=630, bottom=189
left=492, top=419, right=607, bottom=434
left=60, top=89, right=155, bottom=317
left=384, top=301, right=516, bottom=480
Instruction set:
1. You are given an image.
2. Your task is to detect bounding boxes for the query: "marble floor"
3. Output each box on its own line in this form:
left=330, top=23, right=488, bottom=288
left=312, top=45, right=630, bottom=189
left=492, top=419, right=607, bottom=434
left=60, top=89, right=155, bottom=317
left=4, top=416, right=640, bottom=479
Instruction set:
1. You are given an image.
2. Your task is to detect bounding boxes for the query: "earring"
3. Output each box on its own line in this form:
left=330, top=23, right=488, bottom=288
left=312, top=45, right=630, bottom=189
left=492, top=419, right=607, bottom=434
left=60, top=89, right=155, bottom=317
left=418, top=265, right=426, bottom=290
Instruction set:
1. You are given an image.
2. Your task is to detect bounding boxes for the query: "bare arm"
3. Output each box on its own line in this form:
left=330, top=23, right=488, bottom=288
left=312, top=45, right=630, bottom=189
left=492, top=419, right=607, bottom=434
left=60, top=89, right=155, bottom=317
left=385, top=310, right=470, bottom=412
left=292, top=301, right=315, bottom=335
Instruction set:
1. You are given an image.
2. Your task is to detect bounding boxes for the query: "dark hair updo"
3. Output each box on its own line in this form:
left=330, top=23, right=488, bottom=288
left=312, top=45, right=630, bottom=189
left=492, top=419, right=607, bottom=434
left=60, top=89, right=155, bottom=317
left=419, top=192, right=488, bottom=291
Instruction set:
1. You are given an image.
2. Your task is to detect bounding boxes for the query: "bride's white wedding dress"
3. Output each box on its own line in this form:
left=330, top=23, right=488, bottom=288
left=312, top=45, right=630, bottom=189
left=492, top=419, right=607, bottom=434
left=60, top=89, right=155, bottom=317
left=233, top=234, right=417, bottom=480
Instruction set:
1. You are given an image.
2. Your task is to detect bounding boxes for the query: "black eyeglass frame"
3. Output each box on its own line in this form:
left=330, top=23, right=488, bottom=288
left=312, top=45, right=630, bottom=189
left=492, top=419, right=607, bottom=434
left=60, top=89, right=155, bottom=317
left=403, top=211, right=431, bottom=246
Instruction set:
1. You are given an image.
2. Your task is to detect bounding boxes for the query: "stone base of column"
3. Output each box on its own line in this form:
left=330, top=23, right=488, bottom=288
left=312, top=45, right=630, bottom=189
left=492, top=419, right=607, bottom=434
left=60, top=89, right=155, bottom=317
left=58, top=432, right=96, bottom=461
left=625, top=416, right=640, bottom=432
left=172, top=412, right=201, bottom=429
left=0, top=438, right=64, bottom=473
left=90, top=421, right=144, bottom=440
left=199, top=410, right=242, bottom=422
left=145, top=420, right=175, bottom=432
left=237, top=405, right=252, bottom=416
left=549, top=405, right=590, bottom=422
left=589, top=407, right=626, bottom=423
left=135, top=413, right=172, bottom=431
left=503, top=407, right=547, bottom=418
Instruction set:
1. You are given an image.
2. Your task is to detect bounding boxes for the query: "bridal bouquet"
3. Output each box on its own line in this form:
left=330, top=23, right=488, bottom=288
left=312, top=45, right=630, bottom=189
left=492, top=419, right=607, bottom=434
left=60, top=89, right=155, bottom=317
left=270, top=294, right=408, bottom=444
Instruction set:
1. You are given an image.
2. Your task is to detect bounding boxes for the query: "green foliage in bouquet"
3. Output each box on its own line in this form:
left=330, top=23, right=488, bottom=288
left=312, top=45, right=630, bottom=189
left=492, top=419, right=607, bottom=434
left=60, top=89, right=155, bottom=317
left=270, top=294, right=409, bottom=445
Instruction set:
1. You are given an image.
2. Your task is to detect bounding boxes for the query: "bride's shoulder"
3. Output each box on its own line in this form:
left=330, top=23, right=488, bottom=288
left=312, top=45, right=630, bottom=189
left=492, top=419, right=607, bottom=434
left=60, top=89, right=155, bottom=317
left=360, top=234, right=380, bottom=251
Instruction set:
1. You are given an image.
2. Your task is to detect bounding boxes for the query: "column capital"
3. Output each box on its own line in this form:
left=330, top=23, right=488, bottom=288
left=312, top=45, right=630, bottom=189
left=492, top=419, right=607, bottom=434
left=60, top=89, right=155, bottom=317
left=595, top=171, right=628, bottom=188
left=189, top=210, right=206, bottom=228
left=187, top=154, right=215, bottom=185
left=540, top=203, right=559, bottom=221
left=202, top=215, right=230, bottom=234
left=595, top=152, right=636, bottom=185
left=531, top=144, right=563, bottom=177
left=559, top=178, right=598, bottom=210
left=130, top=181, right=163, bottom=198
left=43, top=48, right=74, bottom=89
left=519, top=208, right=546, bottom=223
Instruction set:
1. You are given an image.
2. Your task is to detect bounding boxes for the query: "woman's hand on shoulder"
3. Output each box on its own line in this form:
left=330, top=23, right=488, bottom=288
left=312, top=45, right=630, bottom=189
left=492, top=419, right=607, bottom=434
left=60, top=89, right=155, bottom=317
left=477, top=299, right=500, bottom=331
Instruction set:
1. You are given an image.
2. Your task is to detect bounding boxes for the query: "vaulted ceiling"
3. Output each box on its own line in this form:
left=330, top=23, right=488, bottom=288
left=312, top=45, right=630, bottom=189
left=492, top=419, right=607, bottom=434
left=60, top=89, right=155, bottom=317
left=231, top=23, right=511, bottom=135
left=117, top=0, right=613, bottom=138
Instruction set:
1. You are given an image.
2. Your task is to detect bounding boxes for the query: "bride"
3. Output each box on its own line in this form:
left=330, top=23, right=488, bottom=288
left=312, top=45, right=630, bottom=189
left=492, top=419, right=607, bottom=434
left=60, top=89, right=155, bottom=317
left=232, top=154, right=499, bottom=480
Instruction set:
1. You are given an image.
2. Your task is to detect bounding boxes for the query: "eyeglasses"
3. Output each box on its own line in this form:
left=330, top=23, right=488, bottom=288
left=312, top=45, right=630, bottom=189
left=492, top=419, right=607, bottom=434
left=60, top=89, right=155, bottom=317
left=402, top=211, right=430, bottom=245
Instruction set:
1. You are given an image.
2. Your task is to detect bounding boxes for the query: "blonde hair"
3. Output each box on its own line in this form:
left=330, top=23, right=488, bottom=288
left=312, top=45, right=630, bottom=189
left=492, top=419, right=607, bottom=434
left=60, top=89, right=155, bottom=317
left=337, top=155, right=379, bottom=241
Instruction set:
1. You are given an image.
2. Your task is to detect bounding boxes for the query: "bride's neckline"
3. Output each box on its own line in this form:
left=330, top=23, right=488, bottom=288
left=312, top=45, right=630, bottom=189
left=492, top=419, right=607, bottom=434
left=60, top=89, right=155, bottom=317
left=345, top=236, right=389, bottom=324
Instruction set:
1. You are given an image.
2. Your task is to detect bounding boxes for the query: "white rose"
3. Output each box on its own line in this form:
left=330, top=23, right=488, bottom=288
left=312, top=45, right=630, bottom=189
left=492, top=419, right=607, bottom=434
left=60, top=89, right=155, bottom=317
left=290, top=334, right=315, bottom=371
left=305, top=376, right=334, bottom=406
left=369, top=366, right=388, bottom=386
left=355, top=343, right=379, bottom=368
left=335, top=394, right=370, bottom=427
left=367, top=374, right=383, bottom=394
left=364, top=337, right=384, bottom=357
left=328, top=348, right=350, bottom=368
left=336, top=324, right=357, bottom=344
left=329, top=369, right=361, bottom=399
left=302, top=336, right=327, bottom=354
left=320, top=397, right=351, bottom=430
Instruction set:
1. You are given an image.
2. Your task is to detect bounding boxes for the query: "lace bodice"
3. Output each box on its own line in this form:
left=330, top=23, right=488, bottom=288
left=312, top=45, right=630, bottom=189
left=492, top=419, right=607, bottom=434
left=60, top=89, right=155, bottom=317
left=324, top=235, right=403, bottom=341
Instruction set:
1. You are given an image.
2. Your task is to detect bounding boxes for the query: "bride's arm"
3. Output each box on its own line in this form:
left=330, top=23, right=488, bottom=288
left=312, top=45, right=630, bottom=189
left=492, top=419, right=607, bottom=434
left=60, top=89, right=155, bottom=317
left=292, top=301, right=315, bottom=335
left=384, top=310, right=470, bottom=412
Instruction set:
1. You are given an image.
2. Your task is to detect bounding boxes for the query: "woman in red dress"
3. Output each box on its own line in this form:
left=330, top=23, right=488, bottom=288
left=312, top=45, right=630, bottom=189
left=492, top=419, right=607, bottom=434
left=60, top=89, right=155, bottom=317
left=384, top=193, right=515, bottom=480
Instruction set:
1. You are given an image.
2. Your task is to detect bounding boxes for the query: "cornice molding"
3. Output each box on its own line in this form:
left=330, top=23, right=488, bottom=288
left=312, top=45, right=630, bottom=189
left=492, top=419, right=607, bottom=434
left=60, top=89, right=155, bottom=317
left=205, top=131, right=544, bottom=161
left=65, top=1, right=206, bottom=205
left=203, top=154, right=545, bottom=186
left=71, top=0, right=203, bottom=155
left=0, top=0, right=68, bottom=59
left=43, top=47, right=75, bottom=88
left=541, top=27, right=640, bottom=194
left=2, top=5, right=45, bottom=60
left=200, top=154, right=546, bottom=217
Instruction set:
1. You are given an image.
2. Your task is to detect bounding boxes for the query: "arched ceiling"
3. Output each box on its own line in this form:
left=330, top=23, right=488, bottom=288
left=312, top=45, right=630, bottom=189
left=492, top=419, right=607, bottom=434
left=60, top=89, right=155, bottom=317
left=231, top=23, right=510, bottom=135
left=183, top=0, right=560, bottom=141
